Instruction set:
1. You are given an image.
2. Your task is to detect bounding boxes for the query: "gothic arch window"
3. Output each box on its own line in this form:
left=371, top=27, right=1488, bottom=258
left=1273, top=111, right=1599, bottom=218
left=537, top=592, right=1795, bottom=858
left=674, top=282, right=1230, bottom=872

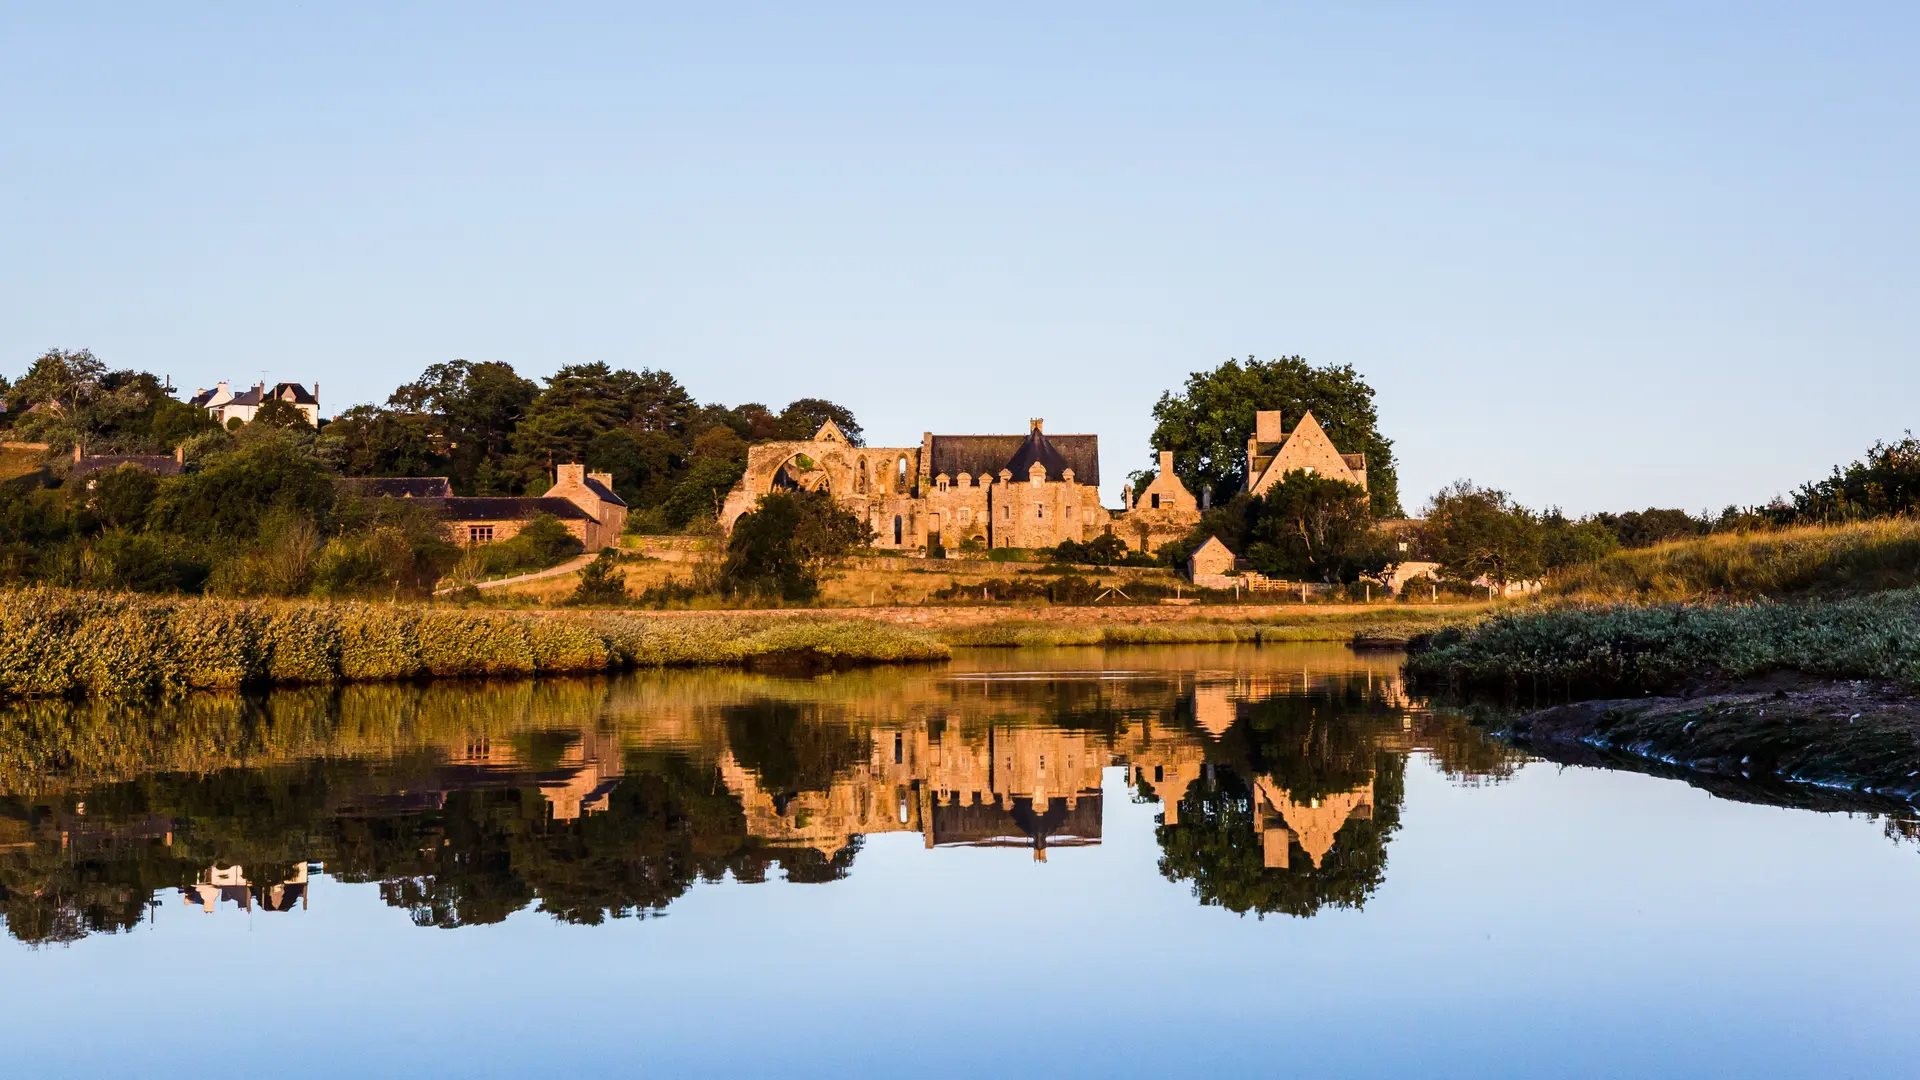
left=896, top=456, right=908, bottom=493
left=893, top=515, right=903, bottom=545
left=857, top=458, right=869, bottom=494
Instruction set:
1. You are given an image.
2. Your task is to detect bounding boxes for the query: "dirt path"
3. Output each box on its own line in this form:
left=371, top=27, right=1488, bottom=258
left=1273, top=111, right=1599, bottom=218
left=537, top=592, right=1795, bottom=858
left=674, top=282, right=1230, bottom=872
left=437, top=553, right=596, bottom=595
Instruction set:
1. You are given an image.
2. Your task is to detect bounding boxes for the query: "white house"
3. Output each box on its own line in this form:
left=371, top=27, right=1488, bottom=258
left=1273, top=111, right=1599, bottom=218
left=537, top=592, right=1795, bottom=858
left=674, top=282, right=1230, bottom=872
left=189, top=381, right=321, bottom=426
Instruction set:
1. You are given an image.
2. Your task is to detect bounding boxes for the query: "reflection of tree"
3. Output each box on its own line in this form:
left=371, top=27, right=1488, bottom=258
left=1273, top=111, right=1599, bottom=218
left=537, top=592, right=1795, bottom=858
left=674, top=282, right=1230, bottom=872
left=1207, top=690, right=1396, bottom=803
left=722, top=702, right=869, bottom=799
left=0, top=800, right=188, bottom=946
left=1413, top=709, right=1527, bottom=785
left=1156, top=755, right=1405, bottom=918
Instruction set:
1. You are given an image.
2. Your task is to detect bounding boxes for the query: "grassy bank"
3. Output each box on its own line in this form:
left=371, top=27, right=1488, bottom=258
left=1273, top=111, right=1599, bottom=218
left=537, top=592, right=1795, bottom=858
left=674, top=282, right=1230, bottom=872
left=1551, top=519, right=1920, bottom=602
left=1406, top=588, right=1920, bottom=696
left=0, top=588, right=948, bottom=700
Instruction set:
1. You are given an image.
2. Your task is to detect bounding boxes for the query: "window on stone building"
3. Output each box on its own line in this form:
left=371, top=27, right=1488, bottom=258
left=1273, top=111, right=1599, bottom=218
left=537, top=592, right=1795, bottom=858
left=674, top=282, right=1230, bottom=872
left=1150, top=493, right=1161, bottom=508
left=1036, top=505, right=1044, bottom=519
left=893, top=515, right=903, bottom=545
left=857, top=459, right=869, bottom=493
left=468, top=525, right=494, bottom=544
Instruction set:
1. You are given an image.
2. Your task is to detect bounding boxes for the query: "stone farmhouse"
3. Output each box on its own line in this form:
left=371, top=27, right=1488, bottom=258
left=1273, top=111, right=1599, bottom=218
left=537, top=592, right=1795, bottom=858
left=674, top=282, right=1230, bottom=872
left=338, top=464, right=627, bottom=552
left=189, top=381, right=321, bottom=426
left=720, top=418, right=1114, bottom=552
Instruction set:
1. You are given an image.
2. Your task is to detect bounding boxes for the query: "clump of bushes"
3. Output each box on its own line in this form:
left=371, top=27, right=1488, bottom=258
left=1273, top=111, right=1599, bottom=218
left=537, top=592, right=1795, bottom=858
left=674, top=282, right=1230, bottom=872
left=1048, top=534, right=1157, bottom=567
left=1406, top=588, right=1920, bottom=696
left=719, top=490, right=871, bottom=602
left=567, top=551, right=630, bottom=605
left=0, top=587, right=949, bottom=700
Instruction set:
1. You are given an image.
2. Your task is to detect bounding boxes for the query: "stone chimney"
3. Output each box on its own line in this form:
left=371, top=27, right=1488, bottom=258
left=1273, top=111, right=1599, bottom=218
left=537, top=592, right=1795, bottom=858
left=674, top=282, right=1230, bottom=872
left=174, top=445, right=185, bottom=465
left=1029, top=418, right=1044, bottom=434
left=1158, top=449, right=1175, bottom=476
left=588, top=471, right=614, bottom=490
left=1255, top=410, right=1283, bottom=444
left=557, top=463, right=586, bottom=487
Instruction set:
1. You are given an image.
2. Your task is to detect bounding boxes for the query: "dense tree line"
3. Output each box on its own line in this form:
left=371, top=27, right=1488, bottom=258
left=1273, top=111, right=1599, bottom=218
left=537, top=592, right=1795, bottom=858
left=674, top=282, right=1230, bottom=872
left=331, top=358, right=861, bottom=531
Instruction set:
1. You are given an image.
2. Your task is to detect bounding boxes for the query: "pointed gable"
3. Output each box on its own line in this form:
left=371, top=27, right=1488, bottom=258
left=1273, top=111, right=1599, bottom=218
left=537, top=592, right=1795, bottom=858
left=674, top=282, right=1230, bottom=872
left=1248, top=410, right=1365, bottom=495
left=812, top=418, right=848, bottom=443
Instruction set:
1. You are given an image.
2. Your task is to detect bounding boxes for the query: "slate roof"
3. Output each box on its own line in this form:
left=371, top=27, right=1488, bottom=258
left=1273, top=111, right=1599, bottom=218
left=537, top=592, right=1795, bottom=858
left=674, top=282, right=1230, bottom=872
left=581, top=476, right=626, bottom=507
left=421, top=496, right=595, bottom=522
left=336, top=476, right=454, bottom=498
left=271, top=382, right=317, bottom=405
left=928, top=433, right=1099, bottom=486
left=72, top=454, right=182, bottom=478
left=188, top=388, right=219, bottom=407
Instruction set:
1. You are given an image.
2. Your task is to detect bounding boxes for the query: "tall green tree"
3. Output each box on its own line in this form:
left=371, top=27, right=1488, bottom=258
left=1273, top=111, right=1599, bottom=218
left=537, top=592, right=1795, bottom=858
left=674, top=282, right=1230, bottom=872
left=1419, top=481, right=1543, bottom=586
left=388, top=360, right=539, bottom=493
left=1245, top=472, right=1390, bottom=583
left=1146, top=356, right=1402, bottom=517
left=719, top=489, right=873, bottom=601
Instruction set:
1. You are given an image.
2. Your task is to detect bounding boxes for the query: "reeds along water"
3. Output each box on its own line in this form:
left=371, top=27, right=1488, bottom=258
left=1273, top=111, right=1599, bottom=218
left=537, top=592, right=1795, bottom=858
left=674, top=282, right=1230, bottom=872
left=0, top=588, right=949, bottom=700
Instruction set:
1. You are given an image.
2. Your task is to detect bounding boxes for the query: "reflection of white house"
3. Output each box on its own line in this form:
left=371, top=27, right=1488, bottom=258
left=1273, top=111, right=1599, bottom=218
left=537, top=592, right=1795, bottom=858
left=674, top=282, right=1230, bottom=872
left=189, top=381, right=321, bottom=426
left=182, top=862, right=310, bottom=913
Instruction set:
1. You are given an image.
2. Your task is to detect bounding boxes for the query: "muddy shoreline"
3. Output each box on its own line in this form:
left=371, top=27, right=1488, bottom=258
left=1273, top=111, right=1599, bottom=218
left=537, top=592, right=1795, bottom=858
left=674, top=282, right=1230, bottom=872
left=1500, top=673, right=1920, bottom=805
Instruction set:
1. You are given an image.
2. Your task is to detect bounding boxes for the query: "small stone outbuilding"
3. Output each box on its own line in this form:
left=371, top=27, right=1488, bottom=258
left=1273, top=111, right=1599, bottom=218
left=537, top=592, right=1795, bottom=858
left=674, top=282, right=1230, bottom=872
left=1187, top=536, right=1241, bottom=588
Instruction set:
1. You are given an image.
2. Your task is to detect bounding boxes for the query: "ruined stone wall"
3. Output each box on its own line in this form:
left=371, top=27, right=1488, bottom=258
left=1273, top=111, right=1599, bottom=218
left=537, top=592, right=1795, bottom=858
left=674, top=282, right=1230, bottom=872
left=720, top=436, right=925, bottom=548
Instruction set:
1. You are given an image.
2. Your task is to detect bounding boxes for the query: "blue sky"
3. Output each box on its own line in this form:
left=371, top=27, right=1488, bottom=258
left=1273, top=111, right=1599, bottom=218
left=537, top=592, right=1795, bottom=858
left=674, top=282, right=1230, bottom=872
left=4, top=3, right=1913, bottom=513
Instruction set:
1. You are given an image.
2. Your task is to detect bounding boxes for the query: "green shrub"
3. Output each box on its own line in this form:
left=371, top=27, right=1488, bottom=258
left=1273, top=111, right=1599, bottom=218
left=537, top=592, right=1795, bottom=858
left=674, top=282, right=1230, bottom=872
left=567, top=552, right=628, bottom=605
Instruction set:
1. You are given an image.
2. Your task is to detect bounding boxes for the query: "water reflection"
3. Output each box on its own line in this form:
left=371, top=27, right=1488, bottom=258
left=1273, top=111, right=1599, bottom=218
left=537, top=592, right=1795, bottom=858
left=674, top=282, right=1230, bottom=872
left=0, top=646, right=1523, bottom=945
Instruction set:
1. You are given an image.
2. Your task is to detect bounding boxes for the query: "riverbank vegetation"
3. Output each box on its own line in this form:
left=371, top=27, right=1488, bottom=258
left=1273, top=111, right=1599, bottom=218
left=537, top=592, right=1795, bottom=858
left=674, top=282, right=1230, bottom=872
left=1406, top=588, right=1920, bottom=697
left=0, top=588, right=948, bottom=700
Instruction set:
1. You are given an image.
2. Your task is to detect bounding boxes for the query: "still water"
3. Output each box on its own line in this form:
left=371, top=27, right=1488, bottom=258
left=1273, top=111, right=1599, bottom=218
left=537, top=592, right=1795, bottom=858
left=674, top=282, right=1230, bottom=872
left=3, top=644, right=1916, bottom=1078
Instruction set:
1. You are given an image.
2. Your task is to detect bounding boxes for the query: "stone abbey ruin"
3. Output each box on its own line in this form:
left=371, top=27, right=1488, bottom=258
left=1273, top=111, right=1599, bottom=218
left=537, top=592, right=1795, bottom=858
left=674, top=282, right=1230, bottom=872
left=717, top=409, right=1364, bottom=555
